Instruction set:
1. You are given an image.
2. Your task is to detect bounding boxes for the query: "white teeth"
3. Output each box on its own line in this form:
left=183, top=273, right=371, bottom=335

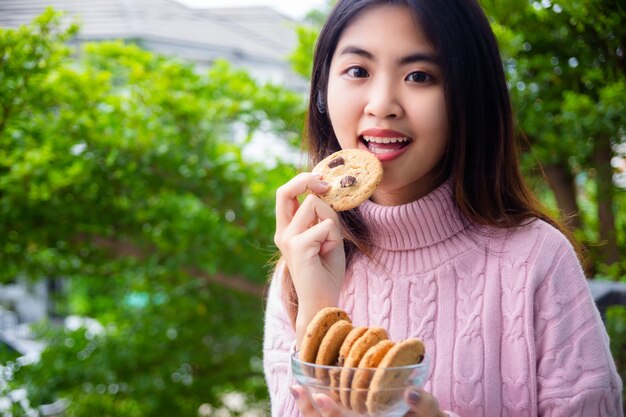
left=362, top=135, right=410, bottom=144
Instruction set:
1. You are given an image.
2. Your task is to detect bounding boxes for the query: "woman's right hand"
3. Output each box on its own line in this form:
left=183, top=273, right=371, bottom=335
left=274, top=172, right=346, bottom=347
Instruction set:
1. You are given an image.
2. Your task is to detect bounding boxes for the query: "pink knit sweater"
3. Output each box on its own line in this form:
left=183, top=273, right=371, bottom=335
left=263, top=180, right=624, bottom=417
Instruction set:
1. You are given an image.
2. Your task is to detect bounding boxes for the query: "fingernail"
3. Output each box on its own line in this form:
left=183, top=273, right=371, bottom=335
left=290, top=386, right=300, bottom=400
left=319, top=181, right=330, bottom=188
left=407, top=389, right=420, bottom=405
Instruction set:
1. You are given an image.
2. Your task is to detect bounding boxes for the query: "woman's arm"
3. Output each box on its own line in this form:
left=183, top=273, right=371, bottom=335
left=533, top=236, right=623, bottom=416
left=263, top=262, right=300, bottom=417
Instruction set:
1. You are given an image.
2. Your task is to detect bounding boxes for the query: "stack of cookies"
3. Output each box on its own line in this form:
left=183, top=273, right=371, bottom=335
left=299, top=307, right=425, bottom=415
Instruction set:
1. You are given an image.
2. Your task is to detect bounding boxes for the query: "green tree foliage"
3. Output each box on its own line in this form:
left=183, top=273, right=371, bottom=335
left=1, top=9, right=304, bottom=416
left=288, top=1, right=335, bottom=79
left=483, top=0, right=626, bottom=272
left=1, top=14, right=303, bottom=285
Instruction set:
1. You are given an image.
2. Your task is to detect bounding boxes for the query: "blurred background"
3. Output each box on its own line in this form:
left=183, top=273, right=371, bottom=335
left=0, top=0, right=624, bottom=416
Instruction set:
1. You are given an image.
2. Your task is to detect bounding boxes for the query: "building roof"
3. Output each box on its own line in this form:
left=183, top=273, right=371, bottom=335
left=0, top=0, right=300, bottom=67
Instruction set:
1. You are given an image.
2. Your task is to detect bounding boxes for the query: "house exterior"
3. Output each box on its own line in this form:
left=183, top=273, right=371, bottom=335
left=0, top=0, right=307, bottom=91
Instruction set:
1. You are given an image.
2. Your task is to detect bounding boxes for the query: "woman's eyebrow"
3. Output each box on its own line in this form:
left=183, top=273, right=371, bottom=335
left=399, top=52, right=438, bottom=65
left=337, top=45, right=374, bottom=59
left=337, top=46, right=438, bottom=65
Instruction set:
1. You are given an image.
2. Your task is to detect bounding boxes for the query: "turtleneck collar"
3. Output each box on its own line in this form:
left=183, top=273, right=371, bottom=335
left=357, top=178, right=468, bottom=250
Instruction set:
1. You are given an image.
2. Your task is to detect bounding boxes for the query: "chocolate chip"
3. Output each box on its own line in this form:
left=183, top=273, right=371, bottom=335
left=327, top=157, right=345, bottom=168
left=340, top=175, right=356, bottom=188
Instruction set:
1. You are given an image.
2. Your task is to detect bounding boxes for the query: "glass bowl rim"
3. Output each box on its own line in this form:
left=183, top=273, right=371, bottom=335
left=290, top=350, right=429, bottom=372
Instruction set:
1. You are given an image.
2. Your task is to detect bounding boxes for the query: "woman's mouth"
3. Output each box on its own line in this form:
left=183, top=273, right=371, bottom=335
left=360, top=135, right=412, bottom=160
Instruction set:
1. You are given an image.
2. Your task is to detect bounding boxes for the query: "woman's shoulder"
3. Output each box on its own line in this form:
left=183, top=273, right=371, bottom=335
left=467, top=218, right=584, bottom=292
left=513, top=217, right=572, bottom=248
left=509, top=218, right=569, bottom=244
left=475, top=217, right=577, bottom=266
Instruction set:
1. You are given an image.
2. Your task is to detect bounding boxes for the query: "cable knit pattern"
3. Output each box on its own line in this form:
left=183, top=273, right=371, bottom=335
left=367, top=267, right=393, bottom=333
left=408, top=269, right=437, bottom=392
left=263, top=180, right=624, bottom=417
left=452, top=253, right=485, bottom=415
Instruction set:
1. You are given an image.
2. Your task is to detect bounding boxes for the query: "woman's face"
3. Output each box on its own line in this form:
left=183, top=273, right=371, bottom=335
left=326, top=5, right=449, bottom=205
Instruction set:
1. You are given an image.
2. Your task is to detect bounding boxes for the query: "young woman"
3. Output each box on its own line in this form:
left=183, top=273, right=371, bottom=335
left=264, top=0, right=624, bottom=416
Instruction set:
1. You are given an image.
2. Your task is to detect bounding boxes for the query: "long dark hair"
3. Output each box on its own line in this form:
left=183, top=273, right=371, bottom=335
left=280, top=0, right=580, bottom=324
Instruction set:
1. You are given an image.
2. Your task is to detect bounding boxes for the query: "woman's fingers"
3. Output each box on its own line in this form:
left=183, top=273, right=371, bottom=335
left=283, top=193, right=339, bottom=242
left=276, top=193, right=341, bottom=259
left=403, top=388, right=447, bottom=417
left=290, top=386, right=321, bottom=417
left=280, top=196, right=343, bottom=276
left=312, top=393, right=347, bottom=417
left=290, top=385, right=346, bottom=417
left=275, top=173, right=330, bottom=235
left=290, top=218, right=343, bottom=258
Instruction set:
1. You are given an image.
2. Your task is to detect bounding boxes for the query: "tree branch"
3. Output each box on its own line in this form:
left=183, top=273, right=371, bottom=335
left=75, top=233, right=267, bottom=298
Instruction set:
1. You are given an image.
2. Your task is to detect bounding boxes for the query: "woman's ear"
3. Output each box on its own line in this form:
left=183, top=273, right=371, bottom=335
left=316, top=91, right=327, bottom=114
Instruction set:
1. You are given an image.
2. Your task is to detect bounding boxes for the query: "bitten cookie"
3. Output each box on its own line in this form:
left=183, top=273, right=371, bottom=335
left=350, top=340, right=396, bottom=413
left=366, top=338, right=426, bottom=415
left=299, top=307, right=351, bottom=364
left=312, top=149, right=383, bottom=211
left=339, top=327, right=389, bottom=408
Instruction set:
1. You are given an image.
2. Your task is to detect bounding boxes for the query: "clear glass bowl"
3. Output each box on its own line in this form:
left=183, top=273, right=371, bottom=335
left=291, top=351, right=429, bottom=417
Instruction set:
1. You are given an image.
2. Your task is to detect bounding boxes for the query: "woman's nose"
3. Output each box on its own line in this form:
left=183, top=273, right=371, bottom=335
left=364, top=79, right=403, bottom=119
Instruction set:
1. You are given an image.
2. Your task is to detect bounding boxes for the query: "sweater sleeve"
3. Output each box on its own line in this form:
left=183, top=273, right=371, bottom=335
left=533, top=236, right=623, bottom=417
left=263, top=262, right=301, bottom=417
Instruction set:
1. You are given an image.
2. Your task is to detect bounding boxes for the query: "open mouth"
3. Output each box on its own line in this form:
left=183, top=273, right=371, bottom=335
left=360, top=135, right=412, bottom=156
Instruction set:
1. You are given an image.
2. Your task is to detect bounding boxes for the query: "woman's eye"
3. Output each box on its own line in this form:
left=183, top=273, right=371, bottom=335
left=346, top=66, right=369, bottom=78
left=406, top=71, right=432, bottom=83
